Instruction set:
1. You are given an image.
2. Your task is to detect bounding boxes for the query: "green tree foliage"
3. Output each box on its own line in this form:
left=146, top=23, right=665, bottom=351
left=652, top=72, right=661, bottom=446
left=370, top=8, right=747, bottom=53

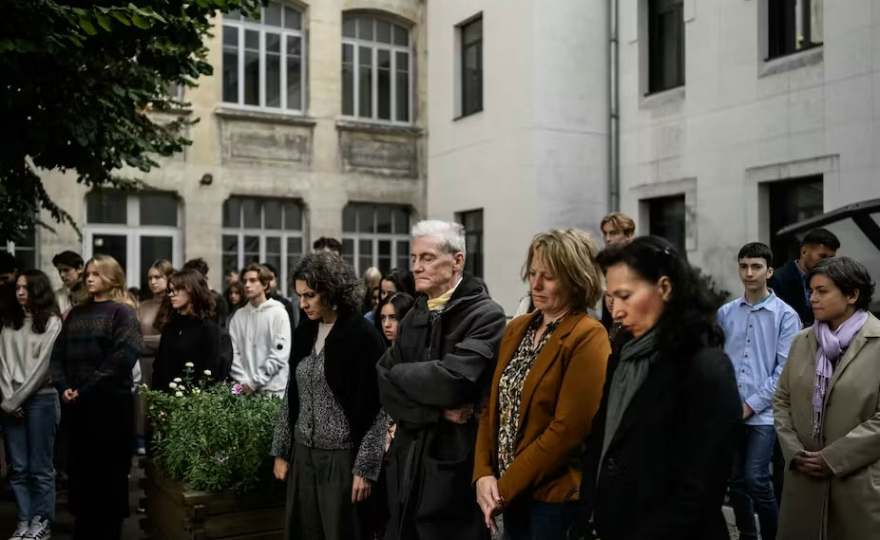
left=0, top=0, right=265, bottom=242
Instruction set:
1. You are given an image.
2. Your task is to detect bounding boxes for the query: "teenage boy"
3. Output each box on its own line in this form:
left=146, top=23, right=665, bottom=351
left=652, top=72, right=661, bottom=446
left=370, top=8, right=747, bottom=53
left=717, top=242, right=800, bottom=540
left=768, top=228, right=839, bottom=327
left=228, top=263, right=290, bottom=398
left=52, top=251, right=85, bottom=316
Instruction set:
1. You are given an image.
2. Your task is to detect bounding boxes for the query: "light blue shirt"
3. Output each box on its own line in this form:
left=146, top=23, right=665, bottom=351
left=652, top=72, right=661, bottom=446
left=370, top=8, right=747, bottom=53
left=717, top=291, right=801, bottom=426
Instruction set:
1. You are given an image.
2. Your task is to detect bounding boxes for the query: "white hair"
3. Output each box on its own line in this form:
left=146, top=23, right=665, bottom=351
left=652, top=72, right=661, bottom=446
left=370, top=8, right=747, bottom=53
left=411, top=220, right=467, bottom=256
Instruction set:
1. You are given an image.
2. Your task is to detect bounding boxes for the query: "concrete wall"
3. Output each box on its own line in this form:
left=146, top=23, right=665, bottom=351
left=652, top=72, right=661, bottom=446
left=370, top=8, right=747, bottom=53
left=618, top=0, right=880, bottom=297
left=36, top=0, right=427, bottom=294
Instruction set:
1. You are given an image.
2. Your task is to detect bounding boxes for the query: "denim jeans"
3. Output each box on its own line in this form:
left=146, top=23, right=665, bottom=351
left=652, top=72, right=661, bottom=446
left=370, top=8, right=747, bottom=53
left=729, top=424, right=778, bottom=540
left=2, top=392, right=61, bottom=521
left=502, top=500, right=579, bottom=540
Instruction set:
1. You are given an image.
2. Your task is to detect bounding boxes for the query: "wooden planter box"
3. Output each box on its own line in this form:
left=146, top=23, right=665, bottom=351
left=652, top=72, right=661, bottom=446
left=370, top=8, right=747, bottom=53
left=139, top=460, right=285, bottom=540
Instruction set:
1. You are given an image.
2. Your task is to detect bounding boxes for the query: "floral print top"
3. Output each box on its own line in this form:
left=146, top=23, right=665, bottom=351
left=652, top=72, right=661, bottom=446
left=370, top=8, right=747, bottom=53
left=497, top=315, right=561, bottom=476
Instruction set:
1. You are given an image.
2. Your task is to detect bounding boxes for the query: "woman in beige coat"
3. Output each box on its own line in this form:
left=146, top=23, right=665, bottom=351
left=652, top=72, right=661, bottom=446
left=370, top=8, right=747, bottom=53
left=774, top=256, right=880, bottom=539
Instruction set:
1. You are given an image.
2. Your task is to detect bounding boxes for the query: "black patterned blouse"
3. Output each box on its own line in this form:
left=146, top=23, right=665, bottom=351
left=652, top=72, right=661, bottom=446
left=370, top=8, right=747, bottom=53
left=497, top=315, right=561, bottom=475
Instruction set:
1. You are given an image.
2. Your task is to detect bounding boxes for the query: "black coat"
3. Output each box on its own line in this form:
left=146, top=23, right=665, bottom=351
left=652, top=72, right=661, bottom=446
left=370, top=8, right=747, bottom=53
left=288, top=310, right=385, bottom=447
left=578, top=343, right=741, bottom=540
left=152, top=315, right=231, bottom=392
left=768, top=259, right=813, bottom=326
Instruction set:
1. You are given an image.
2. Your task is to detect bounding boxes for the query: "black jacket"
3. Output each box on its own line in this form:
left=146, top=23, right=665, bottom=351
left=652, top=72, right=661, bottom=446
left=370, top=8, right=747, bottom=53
left=578, top=343, right=741, bottom=540
left=377, top=275, right=507, bottom=540
left=768, top=259, right=813, bottom=326
left=288, top=310, right=385, bottom=447
left=152, top=315, right=231, bottom=392
left=211, top=290, right=229, bottom=329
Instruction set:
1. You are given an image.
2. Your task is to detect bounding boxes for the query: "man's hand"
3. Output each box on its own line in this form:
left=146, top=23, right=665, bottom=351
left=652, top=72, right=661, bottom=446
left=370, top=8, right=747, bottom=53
left=443, top=404, right=475, bottom=424
left=742, top=403, right=754, bottom=420
left=476, top=476, right=503, bottom=534
left=9, top=408, right=24, bottom=419
left=352, top=475, right=372, bottom=504
left=274, top=457, right=289, bottom=481
left=794, top=451, right=832, bottom=478
left=62, top=389, right=78, bottom=404
left=242, top=384, right=255, bottom=396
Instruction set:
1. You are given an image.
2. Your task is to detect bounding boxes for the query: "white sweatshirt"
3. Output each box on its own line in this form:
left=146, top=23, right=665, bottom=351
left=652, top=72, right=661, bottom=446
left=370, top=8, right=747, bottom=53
left=229, top=298, right=291, bottom=397
left=0, top=314, right=63, bottom=413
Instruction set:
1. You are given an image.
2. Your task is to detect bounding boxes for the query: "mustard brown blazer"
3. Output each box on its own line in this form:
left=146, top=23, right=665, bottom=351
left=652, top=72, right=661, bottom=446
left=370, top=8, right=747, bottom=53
left=474, top=311, right=610, bottom=504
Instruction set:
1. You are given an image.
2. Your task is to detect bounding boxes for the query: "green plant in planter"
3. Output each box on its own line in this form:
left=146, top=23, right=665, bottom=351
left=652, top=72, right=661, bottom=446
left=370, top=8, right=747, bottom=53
left=141, top=364, right=282, bottom=494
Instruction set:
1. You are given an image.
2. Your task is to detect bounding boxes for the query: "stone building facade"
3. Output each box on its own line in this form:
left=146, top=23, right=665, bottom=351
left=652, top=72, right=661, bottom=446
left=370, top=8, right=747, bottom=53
left=28, top=0, right=427, bottom=296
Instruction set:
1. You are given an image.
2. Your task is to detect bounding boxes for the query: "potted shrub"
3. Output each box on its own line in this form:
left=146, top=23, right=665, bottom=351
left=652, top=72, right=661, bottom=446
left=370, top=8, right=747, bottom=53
left=139, top=365, right=285, bottom=540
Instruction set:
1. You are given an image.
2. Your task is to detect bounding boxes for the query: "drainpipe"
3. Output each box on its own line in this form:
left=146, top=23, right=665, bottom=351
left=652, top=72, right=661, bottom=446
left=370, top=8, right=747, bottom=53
left=607, top=0, right=620, bottom=212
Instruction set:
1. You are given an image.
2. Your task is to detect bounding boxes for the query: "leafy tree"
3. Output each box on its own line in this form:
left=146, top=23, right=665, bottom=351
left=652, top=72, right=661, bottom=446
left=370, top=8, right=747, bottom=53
left=0, top=0, right=264, bottom=243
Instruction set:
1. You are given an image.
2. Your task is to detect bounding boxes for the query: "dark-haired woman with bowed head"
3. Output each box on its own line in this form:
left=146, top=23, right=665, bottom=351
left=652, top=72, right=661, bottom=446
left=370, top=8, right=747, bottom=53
left=774, top=256, right=880, bottom=540
left=272, top=252, right=387, bottom=540
left=152, top=269, right=230, bottom=392
left=379, top=269, right=417, bottom=301
left=576, top=236, right=741, bottom=540
left=0, top=270, right=62, bottom=540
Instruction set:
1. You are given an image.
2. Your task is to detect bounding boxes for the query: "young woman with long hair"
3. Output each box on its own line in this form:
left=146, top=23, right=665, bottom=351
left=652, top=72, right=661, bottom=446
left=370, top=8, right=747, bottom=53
left=49, top=255, right=143, bottom=540
left=374, top=292, right=414, bottom=348
left=224, top=280, right=247, bottom=325
left=0, top=270, right=63, bottom=540
left=152, top=268, right=230, bottom=391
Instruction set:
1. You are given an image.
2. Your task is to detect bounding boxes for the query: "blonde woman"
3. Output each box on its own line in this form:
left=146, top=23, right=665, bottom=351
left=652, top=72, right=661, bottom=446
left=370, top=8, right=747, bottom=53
left=49, top=255, right=143, bottom=540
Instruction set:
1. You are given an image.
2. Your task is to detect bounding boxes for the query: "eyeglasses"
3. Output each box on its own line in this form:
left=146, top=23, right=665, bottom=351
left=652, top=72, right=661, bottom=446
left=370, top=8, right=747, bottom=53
left=166, top=287, right=179, bottom=297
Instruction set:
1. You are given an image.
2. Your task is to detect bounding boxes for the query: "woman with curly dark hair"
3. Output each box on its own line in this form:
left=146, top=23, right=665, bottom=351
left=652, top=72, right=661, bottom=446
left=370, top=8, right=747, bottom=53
left=152, top=269, right=229, bottom=392
left=271, top=251, right=387, bottom=540
left=576, top=236, right=741, bottom=540
left=0, top=270, right=62, bottom=540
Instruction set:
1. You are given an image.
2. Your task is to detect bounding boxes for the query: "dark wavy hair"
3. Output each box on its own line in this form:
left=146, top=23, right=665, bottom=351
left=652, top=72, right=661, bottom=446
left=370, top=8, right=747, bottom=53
left=168, top=269, right=216, bottom=321
left=382, top=268, right=417, bottom=298
left=6, top=270, right=61, bottom=334
left=808, top=256, right=875, bottom=312
left=375, top=292, right=415, bottom=346
left=292, top=252, right=363, bottom=314
left=224, top=280, right=247, bottom=310
left=596, top=236, right=725, bottom=355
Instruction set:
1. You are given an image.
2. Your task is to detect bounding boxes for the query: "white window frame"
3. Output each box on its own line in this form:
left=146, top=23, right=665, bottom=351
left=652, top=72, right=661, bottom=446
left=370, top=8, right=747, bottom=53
left=342, top=14, right=414, bottom=125
left=5, top=225, right=38, bottom=271
left=83, top=194, right=183, bottom=290
left=222, top=2, right=307, bottom=114
left=221, top=198, right=305, bottom=298
left=341, top=205, right=411, bottom=276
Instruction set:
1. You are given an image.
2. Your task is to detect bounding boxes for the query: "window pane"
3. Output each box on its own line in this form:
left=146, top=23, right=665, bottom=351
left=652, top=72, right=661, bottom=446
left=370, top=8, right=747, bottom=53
left=265, top=2, right=281, bottom=26
left=91, top=234, right=128, bottom=273
left=342, top=239, right=355, bottom=266
left=223, top=198, right=241, bottom=228
left=266, top=33, right=281, bottom=107
left=342, top=44, right=355, bottom=116
left=392, top=208, right=409, bottom=234
left=139, top=193, right=178, bottom=226
left=225, top=10, right=241, bottom=20
left=243, top=199, right=261, bottom=229
left=286, top=36, right=302, bottom=110
left=378, top=240, right=392, bottom=274
left=86, top=190, right=128, bottom=224
left=343, top=17, right=356, bottom=38
left=358, top=206, right=375, bottom=233
left=396, top=52, right=410, bottom=122
left=264, top=200, right=282, bottom=230
left=359, top=239, right=373, bottom=273
left=463, top=43, right=482, bottom=115
left=343, top=205, right=357, bottom=232
left=393, top=24, right=409, bottom=46
left=378, top=49, right=391, bottom=120
left=15, top=249, right=35, bottom=273
left=358, top=47, right=373, bottom=118
left=140, top=236, right=174, bottom=287
left=376, top=20, right=392, bottom=44
left=396, top=240, right=410, bottom=271
left=357, top=17, right=374, bottom=41
left=222, top=27, right=239, bottom=104
left=376, top=205, right=392, bottom=233
left=243, top=235, right=261, bottom=264
left=266, top=236, right=281, bottom=254
left=287, top=237, right=303, bottom=286
left=463, top=19, right=482, bottom=44
left=223, top=234, right=239, bottom=253
left=648, top=196, right=686, bottom=252
left=284, top=202, right=302, bottom=231
left=244, top=30, right=260, bottom=106
left=284, top=6, right=302, bottom=30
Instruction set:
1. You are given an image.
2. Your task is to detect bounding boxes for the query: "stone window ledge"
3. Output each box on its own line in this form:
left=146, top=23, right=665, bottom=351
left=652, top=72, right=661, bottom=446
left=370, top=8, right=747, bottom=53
left=760, top=46, right=823, bottom=78
left=639, top=85, right=686, bottom=110
left=214, top=107, right=318, bottom=127
left=336, top=119, right=423, bottom=137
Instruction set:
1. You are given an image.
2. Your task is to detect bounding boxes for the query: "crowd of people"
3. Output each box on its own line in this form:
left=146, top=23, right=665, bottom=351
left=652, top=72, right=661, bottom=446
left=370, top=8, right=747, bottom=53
left=0, top=211, right=877, bottom=540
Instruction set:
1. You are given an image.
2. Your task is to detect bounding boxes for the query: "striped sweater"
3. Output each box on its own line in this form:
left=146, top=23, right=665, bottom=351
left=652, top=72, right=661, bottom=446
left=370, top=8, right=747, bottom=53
left=50, top=300, right=143, bottom=397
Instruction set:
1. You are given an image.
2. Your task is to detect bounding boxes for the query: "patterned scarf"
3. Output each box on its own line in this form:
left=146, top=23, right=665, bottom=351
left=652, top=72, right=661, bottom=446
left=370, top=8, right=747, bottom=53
left=812, top=310, right=869, bottom=439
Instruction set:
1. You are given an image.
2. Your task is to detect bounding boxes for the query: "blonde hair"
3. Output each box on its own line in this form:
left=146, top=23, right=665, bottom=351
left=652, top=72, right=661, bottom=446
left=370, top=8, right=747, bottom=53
left=83, top=255, right=136, bottom=308
left=600, top=212, right=636, bottom=237
left=363, top=267, right=382, bottom=290
left=521, top=228, right=604, bottom=312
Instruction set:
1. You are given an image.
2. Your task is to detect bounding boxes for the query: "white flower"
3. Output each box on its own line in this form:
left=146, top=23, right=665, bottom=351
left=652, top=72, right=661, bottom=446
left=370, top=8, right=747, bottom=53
left=193, top=388, right=201, bottom=395
left=185, top=362, right=195, bottom=368
left=203, top=370, right=212, bottom=376
left=175, top=391, right=184, bottom=398
left=168, top=382, right=178, bottom=389
left=173, top=377, right=182, bottom=383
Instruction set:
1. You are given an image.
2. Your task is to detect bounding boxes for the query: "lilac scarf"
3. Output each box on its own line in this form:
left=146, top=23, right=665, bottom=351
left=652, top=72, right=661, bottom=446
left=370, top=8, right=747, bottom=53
left=812, top=310, right=870, bottom=439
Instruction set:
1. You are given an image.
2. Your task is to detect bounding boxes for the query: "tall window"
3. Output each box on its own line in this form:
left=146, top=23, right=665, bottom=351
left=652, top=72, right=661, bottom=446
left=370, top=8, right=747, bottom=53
left=222, top=197, right=304, bottom=296
left=457, top=209, right=484, bottom=278
left=648, top=0, right=685, bottom=93
left=84, top=190, right=182, bottom=289
left=647, top=195, right=686, bottom=252
left=341, top=204, right=411, bottom=276
left=769, top=177, right=823, bottom=267
left=5, top=225, right=37, bottom=271
left=767, top=0, right=823, bottom=59
left=342, top=14, right=412, bottom=124
left=222, top=2, right=305, bottom=112
left=460, top=17, right=483, bottom=117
